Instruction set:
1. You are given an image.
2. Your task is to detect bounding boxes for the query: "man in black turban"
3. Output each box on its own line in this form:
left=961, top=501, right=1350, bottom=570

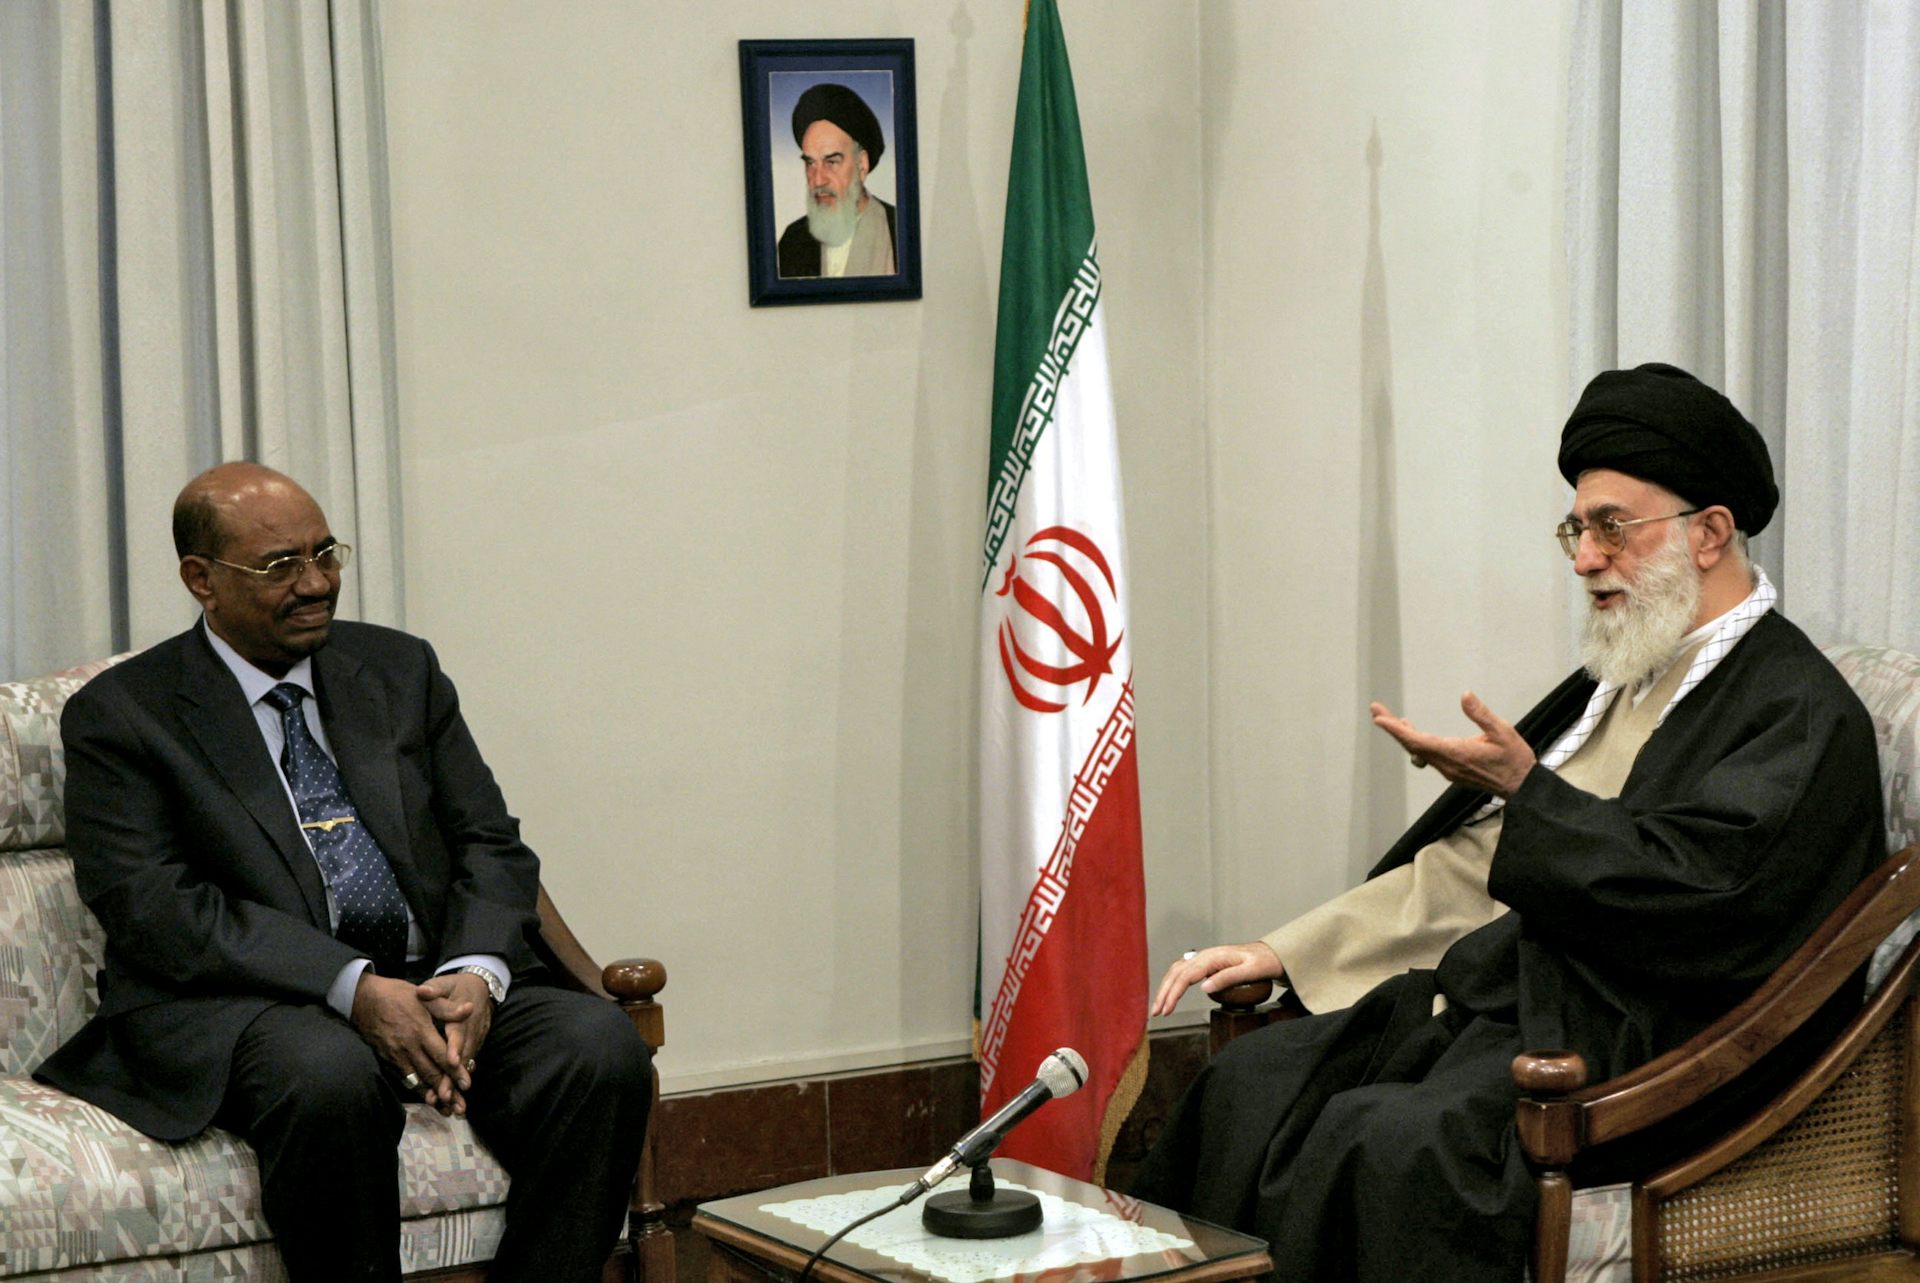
left=776, top=82, right=897, bottom=280
left=1135, top=365, right=1883, bottom=1282
left=1557, top=361, right=1779, bottom=537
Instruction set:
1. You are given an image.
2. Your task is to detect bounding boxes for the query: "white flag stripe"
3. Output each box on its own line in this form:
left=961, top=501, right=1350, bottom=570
left=979, top=265, right=1129, bottom=1081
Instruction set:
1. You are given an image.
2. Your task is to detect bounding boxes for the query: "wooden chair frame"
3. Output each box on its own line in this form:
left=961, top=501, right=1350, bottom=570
left=1208, top=844, right=1920, bottom=1283
left=1515, top=842, right=1920, bottom=1282
left=410, top=886, right=670, bottom=1283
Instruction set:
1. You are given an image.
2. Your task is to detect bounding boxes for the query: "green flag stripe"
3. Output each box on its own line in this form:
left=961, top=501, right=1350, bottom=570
left=980, top=244, right=1102, bottom=589
left=982, top=0, right=1097, bottom=576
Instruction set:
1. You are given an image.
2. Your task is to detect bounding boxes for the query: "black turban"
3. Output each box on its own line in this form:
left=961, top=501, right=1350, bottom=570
left=1558, top=362, right=1778, bottom=535
left=792, top=83, right=885, bottom=171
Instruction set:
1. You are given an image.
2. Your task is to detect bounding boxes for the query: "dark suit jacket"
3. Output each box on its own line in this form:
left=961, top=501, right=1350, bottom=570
left=35, top=621, right=544, bottom=1139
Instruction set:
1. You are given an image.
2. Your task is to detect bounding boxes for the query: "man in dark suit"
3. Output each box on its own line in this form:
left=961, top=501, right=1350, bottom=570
left=35, top=462, right=651, bottom=1283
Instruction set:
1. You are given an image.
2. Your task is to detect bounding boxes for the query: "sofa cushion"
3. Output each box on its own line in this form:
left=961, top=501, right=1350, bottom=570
left=1, top=659, right=130, bottom=1078
left=1824, top=644, right=1920, bottom=851
left=0, top=852, right=105, bottom=1078
left=0, top=1075, right=508, bottom=1277
left=1823, top=645, right=1920, bottom=989
left=0, top=658, right=127, bottom=855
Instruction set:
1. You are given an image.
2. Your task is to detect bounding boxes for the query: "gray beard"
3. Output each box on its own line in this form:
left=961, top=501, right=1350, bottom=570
left=806, top=182, right=862, bottom=247
left=1578, top=526, right=1704, bottom=688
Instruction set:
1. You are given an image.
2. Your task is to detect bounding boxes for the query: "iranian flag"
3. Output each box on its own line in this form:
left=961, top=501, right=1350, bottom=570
left=975, top=0, right=1148, bottom=1184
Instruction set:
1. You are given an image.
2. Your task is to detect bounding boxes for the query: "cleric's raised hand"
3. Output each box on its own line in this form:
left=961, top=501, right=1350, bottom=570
left=1370, top=691, right=1536, bottom=798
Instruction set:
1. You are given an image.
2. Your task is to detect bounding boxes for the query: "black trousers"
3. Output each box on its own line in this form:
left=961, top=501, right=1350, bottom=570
left=1132, top=971, right=1535, bottom=1283
left=215, top=983, right=653, bottom=1283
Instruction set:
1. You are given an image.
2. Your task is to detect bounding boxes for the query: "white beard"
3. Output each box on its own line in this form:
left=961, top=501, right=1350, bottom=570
left=1579, top=524, right=1704, bottom=688
left=806, top=174, right=863, bottom=248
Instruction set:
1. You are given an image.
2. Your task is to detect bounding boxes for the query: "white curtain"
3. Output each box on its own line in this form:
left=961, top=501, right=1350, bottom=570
left=0, top=0, right=403, bottom=681
left=1567, top=0, right=1920, bottom=653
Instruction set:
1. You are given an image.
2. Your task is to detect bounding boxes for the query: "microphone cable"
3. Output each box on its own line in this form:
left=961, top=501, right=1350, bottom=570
left=792, top=1049, right=1085, bottom=1283
left=793, top=1185, right=921, bottom=1283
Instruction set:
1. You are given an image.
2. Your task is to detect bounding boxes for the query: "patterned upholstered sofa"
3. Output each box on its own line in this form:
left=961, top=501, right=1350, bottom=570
left=0, top=656, right=669, bottom=1282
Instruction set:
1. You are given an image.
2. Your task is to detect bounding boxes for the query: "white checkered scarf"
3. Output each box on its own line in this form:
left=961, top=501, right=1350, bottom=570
left=1470, top=565, right=1778, bottom=822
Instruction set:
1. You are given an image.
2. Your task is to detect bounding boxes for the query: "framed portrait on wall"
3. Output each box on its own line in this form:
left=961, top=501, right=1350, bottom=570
left=738, top=38, right=921, bottom=306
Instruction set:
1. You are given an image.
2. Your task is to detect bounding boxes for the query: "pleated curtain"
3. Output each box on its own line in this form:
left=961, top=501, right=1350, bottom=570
left=0, top=0, right=404, bottom=681
left=1568, top=0, right=1920, bottom=653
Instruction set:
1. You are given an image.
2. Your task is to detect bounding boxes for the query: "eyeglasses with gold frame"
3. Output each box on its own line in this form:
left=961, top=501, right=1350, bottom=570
left=1553, top=511, right=1698, bottom=560
left=198, top=543, right=353, bottom=587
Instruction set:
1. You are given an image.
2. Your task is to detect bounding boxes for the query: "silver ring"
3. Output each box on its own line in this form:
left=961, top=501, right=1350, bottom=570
left=402, top=1071, right=423, bottom=1090
left=1182, top=950, right=1197, bottom=962
left=464, top=1059, right=476, bottom=1072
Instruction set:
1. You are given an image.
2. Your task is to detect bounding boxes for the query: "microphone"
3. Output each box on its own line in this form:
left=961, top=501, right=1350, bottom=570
left=910, top=1047, right=1088, bottom=1195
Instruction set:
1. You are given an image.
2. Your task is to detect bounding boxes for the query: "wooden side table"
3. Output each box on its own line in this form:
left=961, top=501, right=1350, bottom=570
left=693, top=1161, right=1270, bottom=1283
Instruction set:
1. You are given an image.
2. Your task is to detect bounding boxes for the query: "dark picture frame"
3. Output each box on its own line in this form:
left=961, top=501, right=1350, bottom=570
left=739, top=39, right=921, bottom=306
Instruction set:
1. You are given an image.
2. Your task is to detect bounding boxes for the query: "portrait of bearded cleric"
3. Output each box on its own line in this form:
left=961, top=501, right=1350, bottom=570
left=739, top=42, right=921, bottom=306
left=773, top=79, right=897, bottom=280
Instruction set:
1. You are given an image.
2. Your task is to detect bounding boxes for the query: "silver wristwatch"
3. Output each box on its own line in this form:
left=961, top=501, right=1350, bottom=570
left=456, top=964, right=505, bottom=1004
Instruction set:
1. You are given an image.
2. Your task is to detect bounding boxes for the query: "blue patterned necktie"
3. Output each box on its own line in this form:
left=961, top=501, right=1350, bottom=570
left=261, top=683, right=410, bottom=976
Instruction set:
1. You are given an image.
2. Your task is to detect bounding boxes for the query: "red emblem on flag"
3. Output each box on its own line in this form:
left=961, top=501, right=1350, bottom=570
left=994, top=526, right=1122, bottom=713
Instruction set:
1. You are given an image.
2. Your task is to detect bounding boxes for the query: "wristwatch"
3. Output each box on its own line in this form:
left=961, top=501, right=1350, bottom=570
left=456, top=964, right=506, bottom=1005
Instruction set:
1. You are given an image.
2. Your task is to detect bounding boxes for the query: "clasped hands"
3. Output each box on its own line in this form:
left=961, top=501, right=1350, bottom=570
left=1151, top=692, right=1536, bottom=1016
left=350, top=970, right=494, bottom=1116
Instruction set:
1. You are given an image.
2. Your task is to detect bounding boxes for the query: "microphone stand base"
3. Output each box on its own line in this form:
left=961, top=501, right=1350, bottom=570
left=921, top=1164, right=1042, bottom=1239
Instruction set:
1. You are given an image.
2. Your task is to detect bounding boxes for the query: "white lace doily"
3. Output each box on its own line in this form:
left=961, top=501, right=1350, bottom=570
left=760, top=1180, right=1195, bottom=1283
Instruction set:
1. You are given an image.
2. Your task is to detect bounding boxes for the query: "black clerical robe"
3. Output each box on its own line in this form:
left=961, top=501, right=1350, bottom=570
left=1134, top=611, right=1885, bottom=1282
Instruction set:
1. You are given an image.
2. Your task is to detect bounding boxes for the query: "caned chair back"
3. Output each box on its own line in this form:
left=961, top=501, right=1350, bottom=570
left=1627, top=644, right=1920, bottom=1279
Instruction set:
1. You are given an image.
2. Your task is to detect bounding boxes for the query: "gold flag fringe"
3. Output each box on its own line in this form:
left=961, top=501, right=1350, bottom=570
left=1092, top=1035, right=1150, bottom=1187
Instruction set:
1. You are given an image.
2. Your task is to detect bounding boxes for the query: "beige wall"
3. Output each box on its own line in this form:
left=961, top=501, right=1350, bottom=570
left=378, top=1, right=1574, bottom=1093
left=380, top=1, right=1205, bottom=1093
left=1194, top=2, right=1578, bottom=960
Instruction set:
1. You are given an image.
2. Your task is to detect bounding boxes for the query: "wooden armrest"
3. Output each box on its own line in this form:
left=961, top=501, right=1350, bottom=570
left=1207, top=980, right=1309, bottom=1017
left=1515, top=843, right=1920, bottom=1159
left=536, top=883, right=612, bottom=997
left=1205, top=978, right=1308, bottom=1056
left=603, top=959, right=667, bottom=1050
left=603, top=957, right=667, bottom=1002
left=1211, top=979, right=1275, bottom=1010
left=534, top=883, right=667, bottom=1049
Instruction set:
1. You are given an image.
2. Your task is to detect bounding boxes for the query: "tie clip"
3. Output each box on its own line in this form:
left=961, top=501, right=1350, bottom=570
left=301, top=817, right=357, bottom=833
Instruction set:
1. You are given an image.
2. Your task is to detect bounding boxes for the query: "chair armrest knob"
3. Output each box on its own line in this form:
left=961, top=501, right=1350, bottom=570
left=1512, top=1049, right=1589, bottom=1096
left=1210, top=979, right=1275, bottom=1010
left=603, top=957, right=667, bottom=1001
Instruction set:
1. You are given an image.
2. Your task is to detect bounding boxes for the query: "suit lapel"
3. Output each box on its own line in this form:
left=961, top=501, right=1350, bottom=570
left=175, top=628, right=331, bottom=927
left=312, top=642, right=424, bottom=914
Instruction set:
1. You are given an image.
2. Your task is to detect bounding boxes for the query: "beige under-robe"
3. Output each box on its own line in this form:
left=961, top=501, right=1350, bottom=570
left=1264, top=642, right=1706, bottom=1014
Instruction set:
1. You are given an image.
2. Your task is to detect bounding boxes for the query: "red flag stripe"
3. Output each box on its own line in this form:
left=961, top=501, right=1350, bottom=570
left=980, top=680, right=1137, bottom=1090
left=985, top=737, right=1146, bottom=1181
